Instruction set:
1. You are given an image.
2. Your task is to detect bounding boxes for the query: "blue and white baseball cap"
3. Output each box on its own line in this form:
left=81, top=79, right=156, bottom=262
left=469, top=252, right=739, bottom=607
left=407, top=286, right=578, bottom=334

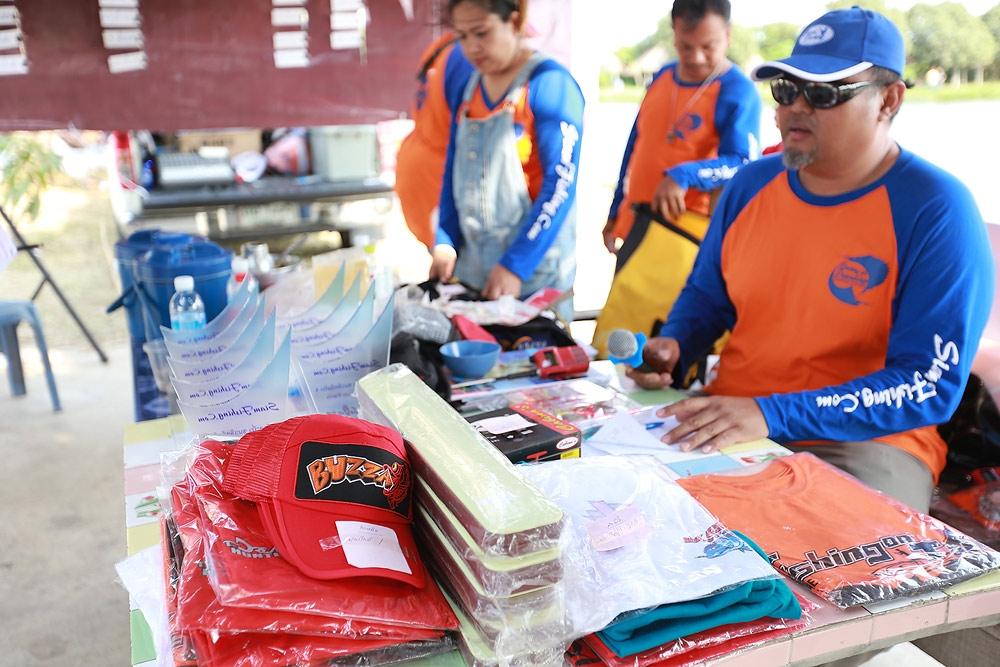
left=752, top=7, right=904, bottom=82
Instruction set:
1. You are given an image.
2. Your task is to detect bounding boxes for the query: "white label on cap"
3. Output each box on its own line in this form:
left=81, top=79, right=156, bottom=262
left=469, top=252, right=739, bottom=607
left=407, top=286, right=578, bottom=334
left=799, top=24, right=834, bottom=47
left=336, top=521, right=412, bottom=574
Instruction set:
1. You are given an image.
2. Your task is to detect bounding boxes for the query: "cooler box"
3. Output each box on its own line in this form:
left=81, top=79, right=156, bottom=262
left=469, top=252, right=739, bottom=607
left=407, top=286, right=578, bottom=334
left=308, top=125, right=379, bottom=181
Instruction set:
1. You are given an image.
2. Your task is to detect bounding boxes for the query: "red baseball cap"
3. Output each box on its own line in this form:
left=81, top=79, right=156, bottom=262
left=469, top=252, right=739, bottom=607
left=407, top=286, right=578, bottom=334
left=222, top=415, right=426, bottom=587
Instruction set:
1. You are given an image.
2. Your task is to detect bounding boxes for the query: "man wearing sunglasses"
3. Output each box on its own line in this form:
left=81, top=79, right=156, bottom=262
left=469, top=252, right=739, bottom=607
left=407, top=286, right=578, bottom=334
left=628, top=7, right=994, bottom=513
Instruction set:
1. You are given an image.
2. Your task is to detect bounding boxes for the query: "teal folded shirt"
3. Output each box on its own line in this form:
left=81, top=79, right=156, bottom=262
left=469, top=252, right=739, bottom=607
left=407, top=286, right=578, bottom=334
left=597, top=532, right=801, bottom=657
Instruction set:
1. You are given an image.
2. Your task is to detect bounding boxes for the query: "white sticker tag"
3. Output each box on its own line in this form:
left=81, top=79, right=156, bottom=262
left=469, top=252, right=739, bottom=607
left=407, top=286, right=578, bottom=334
left=0, top=28, right=19, bottom=50
left=273, top=48, right=309, bottom=69
left=100, top=8, right=140, bottom=28
left=0, top=52, right=28, bottom=76
left=271, top=7, right=308, bottom=27
left=473, top=413, right=535, bottom=435
left=330, top=30, right=361, bottom=50
left=331, top=10, right=360, bottom=30
left=107, top=50, right=146, bottom=73
left=273, top=30, right=307, bottom=50
left=332, top=0, right=364, bottom=10
left=103, top=28, right=144, bottom=50
left=586, top=504, right=650, bottom=551
left=336, top=521, right=412, bottom=574
left=0, top=6, right=18, bottom=26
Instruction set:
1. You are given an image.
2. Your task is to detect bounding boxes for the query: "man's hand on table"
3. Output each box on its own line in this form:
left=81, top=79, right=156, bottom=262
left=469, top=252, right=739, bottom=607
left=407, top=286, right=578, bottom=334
left=657, top=396, right=768, bottom=454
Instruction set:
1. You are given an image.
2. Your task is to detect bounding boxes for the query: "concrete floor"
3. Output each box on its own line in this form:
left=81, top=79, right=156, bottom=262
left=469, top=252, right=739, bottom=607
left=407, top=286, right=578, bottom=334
left=0, top=340, right=132, bottom=665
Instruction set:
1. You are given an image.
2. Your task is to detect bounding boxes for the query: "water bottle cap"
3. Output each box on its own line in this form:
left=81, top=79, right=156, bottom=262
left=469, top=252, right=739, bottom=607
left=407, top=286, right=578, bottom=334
left=174, top=275, right=195, bottom=292
left=231, top=256, right=250, bottom=273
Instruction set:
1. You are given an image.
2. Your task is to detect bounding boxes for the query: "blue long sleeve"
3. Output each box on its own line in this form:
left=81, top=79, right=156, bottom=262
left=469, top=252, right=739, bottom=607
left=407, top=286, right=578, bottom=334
left=434, top=49, right=471, bottom=249
left=665, top=68, right=761, bottom=192
left=499, top=64, right=585, bottom=281
left=435, top=117, right=460, bottom=248
left=608, top=117, right=639, bottom=223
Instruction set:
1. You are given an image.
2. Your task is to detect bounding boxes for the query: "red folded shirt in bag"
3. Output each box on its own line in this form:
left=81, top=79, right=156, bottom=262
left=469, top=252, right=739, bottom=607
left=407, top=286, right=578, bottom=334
left=177, top=438, right=456, bottom=632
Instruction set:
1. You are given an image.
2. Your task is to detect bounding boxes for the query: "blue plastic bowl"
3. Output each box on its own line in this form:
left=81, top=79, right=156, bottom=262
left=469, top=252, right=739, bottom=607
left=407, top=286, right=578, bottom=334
left=439, top=340, right=502, bottom=379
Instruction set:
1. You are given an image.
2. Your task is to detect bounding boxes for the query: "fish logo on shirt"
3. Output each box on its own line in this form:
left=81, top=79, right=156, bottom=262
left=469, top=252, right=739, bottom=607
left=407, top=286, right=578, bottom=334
left=685, top=522, right=752, bottom=559
left=828, top=255, right=889, bottom=306
left=667, top=113, right=702, bottom=142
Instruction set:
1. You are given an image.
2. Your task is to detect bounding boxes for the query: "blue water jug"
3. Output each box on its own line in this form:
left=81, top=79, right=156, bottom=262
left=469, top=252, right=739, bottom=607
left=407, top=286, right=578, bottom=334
left=135, top=233, right=231, bottom=340
left=110, top=229, right=161, bottom=341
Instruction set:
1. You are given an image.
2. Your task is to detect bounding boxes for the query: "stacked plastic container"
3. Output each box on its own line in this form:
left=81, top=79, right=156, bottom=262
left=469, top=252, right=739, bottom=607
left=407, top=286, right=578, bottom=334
left=358, top=365, right=570, bottom=666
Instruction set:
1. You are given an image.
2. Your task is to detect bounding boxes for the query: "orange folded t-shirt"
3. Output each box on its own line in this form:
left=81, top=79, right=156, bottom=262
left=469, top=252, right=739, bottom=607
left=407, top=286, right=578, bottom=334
left=678, top=454, right=1000, bottom=607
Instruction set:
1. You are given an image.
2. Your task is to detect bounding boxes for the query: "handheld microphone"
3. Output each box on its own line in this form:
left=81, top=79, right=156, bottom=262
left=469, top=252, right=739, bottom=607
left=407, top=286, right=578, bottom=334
left=606, top=329, right=647, bottom=367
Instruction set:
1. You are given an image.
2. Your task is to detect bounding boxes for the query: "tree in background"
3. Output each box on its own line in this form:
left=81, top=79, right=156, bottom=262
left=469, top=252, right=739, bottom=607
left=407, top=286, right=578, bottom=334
left=909, top=2, right=997, bottom=85
left=727, top=24, right=758, bottom=69
left=756, top=23, right=799, bottom=63
left=0, top=133, right=62, bottom=223
left=984, top=4, right=1000, bottom=80
left=614, top=16, right=759, bottom=82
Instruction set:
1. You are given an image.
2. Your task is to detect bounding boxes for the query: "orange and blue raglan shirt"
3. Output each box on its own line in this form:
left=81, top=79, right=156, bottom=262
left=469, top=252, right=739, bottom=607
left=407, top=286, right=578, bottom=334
left=608, top=63, right=761, bottom=240
left=662, top=151, right=995, bottom=478
left=436, top=57, right=585, bottom=281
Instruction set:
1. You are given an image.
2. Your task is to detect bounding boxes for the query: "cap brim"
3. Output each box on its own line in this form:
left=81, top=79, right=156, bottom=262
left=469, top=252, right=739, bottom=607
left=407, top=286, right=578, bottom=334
left=752, top=56, right=873, bottom=82
left=260, top=498, right=427, bottom=588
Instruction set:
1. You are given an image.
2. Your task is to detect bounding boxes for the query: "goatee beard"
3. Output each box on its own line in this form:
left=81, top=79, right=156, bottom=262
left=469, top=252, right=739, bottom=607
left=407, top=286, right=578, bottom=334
left=782, top=147, right=815, bottom=170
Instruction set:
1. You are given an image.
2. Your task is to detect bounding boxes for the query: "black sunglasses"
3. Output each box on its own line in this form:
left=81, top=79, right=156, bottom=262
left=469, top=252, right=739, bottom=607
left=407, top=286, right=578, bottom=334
left=770, top=77, right=875, bottom=109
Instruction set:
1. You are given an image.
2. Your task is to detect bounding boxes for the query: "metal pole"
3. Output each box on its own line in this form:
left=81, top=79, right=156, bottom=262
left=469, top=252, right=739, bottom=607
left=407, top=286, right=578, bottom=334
left=1, top=205, right=109, bottom=363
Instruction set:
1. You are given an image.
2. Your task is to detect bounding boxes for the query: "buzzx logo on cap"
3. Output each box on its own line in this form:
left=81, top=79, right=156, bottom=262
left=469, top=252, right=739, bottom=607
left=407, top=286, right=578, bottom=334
left=307, top=455, right=398, bottom=494
left=295, top=441, right=411, bottom=514
left=799, top=24, right=835, bottom=46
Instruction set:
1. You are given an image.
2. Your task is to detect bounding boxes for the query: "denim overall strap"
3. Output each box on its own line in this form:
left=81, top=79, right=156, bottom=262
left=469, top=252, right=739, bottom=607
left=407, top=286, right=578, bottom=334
left=452, top=52, right=547, bottom=293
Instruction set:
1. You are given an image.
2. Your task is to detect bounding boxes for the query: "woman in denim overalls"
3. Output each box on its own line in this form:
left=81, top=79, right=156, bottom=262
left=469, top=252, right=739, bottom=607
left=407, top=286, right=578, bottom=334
left=429, top=0, right=584, bottom=321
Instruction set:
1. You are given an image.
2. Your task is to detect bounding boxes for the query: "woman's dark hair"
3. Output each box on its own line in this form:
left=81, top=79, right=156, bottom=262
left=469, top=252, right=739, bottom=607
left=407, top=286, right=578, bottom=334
left=671, top=0, right=731, bottom=28
left=447, top=0, right=524, bottom=22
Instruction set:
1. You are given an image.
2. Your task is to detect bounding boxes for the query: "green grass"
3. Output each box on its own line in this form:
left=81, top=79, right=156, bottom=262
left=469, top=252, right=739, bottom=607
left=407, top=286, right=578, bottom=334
left=600, top=81, right=1000, bottom=105
left=905, top=81, right=1000, bottom=103
left=599, top=85, right=646, bottom=104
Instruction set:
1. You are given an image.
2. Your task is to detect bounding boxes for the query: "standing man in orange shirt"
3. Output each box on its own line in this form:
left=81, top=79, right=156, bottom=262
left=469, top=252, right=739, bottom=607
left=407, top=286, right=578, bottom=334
left=593, top=0, right=760, bottom=351
left=629, top=8, right=994, bottom=512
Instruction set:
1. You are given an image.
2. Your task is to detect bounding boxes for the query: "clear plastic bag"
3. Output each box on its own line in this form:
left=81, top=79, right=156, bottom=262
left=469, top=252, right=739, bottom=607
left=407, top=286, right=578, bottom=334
left=167, top=438, right=457, bottom=637
left=189, top=630, right=455, bottom=667
left=517, top=457, right=784, bottom=639
left=394, top=297, right=454, bottom=344
left=496, top=379, right=641, bottom=430
left=566, top=612, right=807, bottom=667
left=415, top=475, right=563, bottom=598
left=115, top=543, right=174, bottom=667
left=358, top=364, right=565, bottom=557
left=678, top=453, right=1000, bottom=608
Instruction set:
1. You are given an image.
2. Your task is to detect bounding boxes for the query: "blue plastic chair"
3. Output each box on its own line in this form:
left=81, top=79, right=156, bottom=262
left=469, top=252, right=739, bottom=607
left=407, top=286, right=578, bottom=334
left=0, top=300, right=61, bottom=411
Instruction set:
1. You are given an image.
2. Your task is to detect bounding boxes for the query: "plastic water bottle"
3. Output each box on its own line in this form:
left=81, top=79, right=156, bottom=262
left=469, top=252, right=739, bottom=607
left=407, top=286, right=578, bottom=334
left=227, top=256, right=257, bottom=300
left=169, top=275, right=207, bottom=331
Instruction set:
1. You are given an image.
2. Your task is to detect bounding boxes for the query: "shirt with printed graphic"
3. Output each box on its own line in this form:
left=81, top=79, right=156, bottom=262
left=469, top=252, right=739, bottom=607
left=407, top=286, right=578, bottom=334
left=436, top=56, right=585, bottom=281
left=608, top=62, right=761, bottom=240
left=661, top=151, right=995, bottom=477
left=678, top=454, right=1000, bottom=607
